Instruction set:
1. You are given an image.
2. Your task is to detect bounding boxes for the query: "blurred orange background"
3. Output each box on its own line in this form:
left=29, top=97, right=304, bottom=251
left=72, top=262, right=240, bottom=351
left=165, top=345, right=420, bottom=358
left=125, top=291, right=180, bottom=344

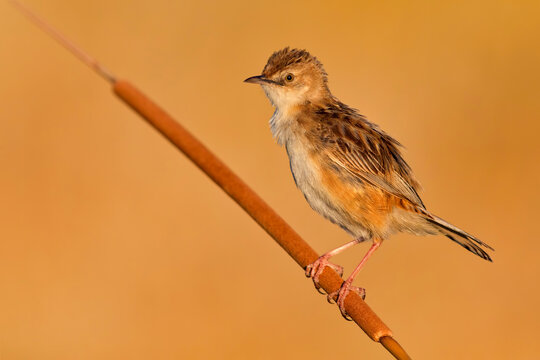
left=1, top=1, right=539, bottom=359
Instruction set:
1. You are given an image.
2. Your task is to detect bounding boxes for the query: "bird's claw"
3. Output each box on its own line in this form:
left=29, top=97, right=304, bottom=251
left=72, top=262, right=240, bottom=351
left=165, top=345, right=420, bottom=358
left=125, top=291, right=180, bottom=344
left=305, top=256, right=344, bottom=293
left=327, top=282, right=366, bottom=321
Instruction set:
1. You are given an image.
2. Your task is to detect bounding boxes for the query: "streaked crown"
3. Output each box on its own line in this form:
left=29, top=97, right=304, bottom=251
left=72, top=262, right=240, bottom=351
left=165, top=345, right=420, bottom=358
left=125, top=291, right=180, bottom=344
left=261, top=47, right=328, bottom=84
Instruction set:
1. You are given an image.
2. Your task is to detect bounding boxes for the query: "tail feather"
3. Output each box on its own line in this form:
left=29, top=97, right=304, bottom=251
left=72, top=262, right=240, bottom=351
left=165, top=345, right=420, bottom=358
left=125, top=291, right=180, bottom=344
left=418, top=209, right=494, bottom=262
left=443, top=233, right=492, bottom=262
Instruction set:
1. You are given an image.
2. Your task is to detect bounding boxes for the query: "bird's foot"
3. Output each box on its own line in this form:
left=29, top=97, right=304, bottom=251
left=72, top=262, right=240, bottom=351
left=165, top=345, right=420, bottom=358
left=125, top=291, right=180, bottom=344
left=305, top=256, right=344, bottom=293
left=327, top=281, right=366, bottom=321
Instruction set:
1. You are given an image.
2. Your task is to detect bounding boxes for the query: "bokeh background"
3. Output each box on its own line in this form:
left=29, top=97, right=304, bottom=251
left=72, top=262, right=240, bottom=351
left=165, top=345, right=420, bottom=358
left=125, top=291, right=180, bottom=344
left=1, top=1, right=539, bottom=359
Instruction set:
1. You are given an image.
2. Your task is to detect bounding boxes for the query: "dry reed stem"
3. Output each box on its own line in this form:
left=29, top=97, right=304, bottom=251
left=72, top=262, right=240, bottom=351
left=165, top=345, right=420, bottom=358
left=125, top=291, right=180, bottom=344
left=113, top=80, right=411, bottom=359
left=9, top=1, right=412, bottom=357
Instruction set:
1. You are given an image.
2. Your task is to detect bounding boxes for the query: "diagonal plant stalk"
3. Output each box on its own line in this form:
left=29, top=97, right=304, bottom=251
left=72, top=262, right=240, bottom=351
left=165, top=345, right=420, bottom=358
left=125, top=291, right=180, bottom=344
left=113, top=80, right=410, bottom=359
left=9, top=1, right=412, bottom=358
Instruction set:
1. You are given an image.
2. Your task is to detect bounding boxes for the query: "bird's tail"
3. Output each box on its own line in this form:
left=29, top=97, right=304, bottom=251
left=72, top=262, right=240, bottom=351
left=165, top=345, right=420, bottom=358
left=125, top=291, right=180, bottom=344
left=417, top=208, right=494, bottom=262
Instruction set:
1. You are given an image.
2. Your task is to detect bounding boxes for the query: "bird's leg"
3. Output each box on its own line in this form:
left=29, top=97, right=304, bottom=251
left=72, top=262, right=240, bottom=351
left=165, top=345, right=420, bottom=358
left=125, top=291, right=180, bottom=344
left=305, top=238, right=363, bottom=293
left=327, top=239, right=382, bottom=320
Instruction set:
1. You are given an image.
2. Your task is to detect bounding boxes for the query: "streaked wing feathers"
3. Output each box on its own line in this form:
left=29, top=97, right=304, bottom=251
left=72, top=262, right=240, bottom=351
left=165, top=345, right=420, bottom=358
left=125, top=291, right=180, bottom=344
left=314, top=103, right=425, bottom=208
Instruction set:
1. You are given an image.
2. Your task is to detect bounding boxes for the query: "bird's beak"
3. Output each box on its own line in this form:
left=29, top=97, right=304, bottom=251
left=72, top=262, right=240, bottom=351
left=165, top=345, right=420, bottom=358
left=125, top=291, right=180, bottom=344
left=244, top=75, right=278, bottom=85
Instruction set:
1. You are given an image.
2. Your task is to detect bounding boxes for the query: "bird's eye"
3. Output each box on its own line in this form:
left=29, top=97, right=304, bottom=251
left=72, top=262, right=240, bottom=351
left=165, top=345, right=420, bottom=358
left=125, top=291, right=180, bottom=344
left=285, top=73, right=294, bottom=82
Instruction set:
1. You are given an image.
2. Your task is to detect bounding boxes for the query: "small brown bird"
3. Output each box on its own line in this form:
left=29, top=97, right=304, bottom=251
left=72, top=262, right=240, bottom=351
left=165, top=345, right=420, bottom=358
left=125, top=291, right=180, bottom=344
left=245, top=47, right=493, bottom=318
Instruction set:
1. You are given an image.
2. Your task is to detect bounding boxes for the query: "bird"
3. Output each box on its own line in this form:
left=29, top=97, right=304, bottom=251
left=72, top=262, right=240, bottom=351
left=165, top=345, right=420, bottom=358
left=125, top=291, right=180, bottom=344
left=244, top=47, right=493, bottom=319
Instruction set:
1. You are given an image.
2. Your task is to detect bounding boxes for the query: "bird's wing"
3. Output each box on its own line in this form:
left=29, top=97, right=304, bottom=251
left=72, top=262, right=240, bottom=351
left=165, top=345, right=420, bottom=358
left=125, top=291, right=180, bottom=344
left=316, top=106, right=425, bottom=208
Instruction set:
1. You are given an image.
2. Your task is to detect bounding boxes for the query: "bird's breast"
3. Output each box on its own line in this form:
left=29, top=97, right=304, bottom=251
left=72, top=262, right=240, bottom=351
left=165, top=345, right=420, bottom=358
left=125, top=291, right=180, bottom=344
left=284, top=138, right=355, bottom=231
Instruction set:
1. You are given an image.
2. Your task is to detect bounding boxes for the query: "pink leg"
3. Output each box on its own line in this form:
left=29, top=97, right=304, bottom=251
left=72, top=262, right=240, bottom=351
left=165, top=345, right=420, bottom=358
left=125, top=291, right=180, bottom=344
left=305, top=238, right=362, bottom=292
left=328, top=240, right=382, bottom=320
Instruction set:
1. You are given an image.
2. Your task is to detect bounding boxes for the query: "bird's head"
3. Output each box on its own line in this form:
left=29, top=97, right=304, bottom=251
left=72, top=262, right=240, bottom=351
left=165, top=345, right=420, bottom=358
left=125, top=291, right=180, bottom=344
left=244, top=47, right=330, bottom=110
